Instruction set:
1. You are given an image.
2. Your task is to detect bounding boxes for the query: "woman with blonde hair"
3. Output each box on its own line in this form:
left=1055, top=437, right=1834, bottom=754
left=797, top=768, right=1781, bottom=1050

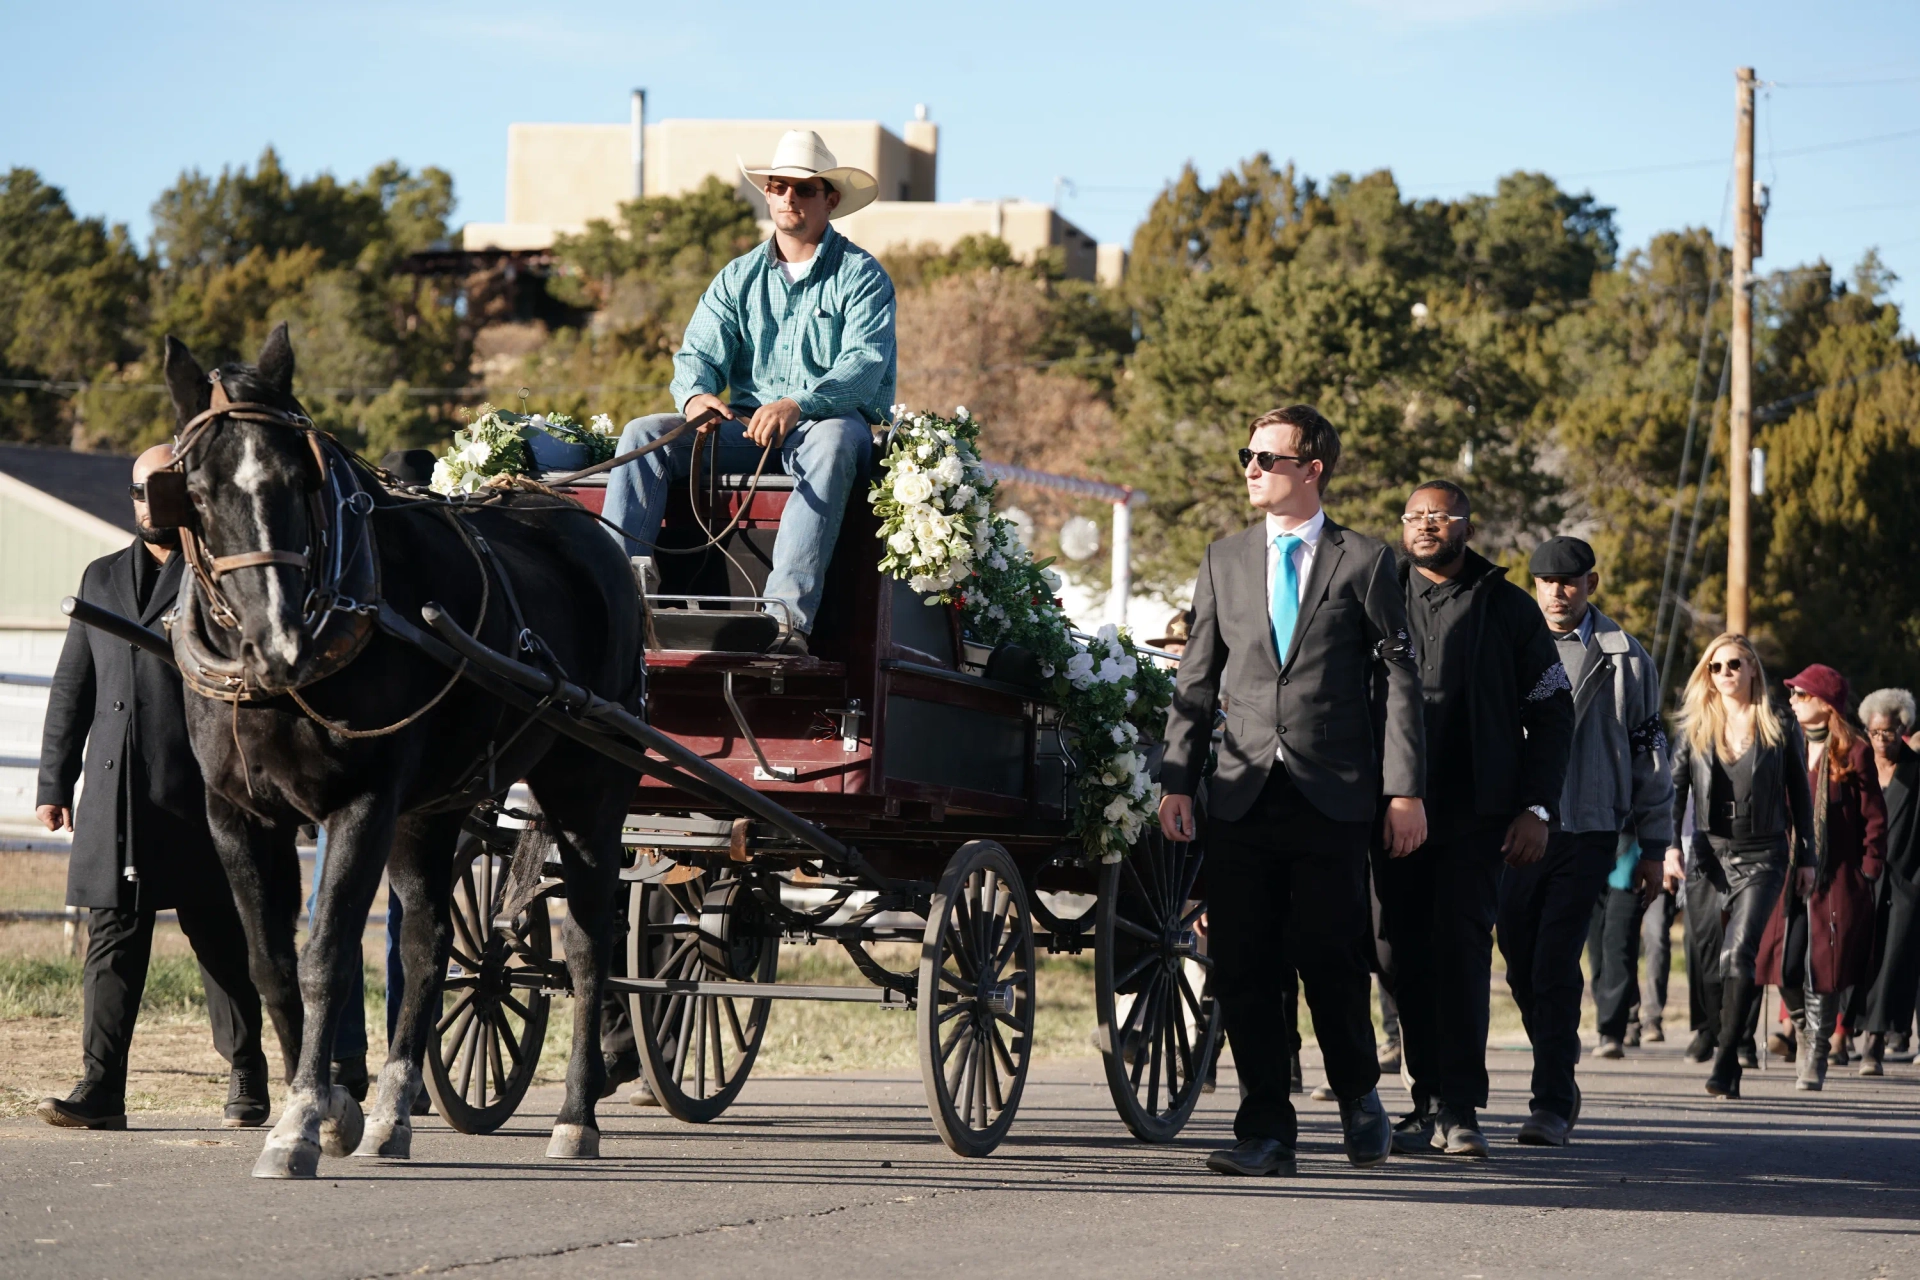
left=1755, top=665, right=1886, bottom=1089
left=1663, top=634, right=1815, bottom=1098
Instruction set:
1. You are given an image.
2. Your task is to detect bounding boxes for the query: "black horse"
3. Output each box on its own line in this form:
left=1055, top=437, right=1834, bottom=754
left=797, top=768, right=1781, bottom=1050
left=159, top=325, right=642, bottom=1178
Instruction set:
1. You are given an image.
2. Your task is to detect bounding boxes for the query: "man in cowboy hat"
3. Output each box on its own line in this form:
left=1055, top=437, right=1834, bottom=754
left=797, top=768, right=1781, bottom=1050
left=603, top=129, right=893, bottom=654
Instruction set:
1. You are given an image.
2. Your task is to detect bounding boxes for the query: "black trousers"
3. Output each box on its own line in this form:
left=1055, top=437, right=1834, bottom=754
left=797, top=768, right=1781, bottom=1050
left=1588, top=885, right=1643, bottom=1041
left=1864, top=880, right=1920, bottom=1035
left=82, top=896, right=265, bottom=1098
left=1497, top=831, right=1613, bottom=1121
left=1376, top=818, right=1505, bottom=1112
left=1640, top=890, right=1678, bottom=1028
left=1685, top=868, right=1727, bottom=1037
left=1208, top=766, right=1379, bottom=1146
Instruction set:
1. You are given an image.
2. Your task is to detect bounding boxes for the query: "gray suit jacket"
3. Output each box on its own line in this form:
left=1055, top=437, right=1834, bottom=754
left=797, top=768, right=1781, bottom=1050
left=1162, top=516, right=1424, bottom=824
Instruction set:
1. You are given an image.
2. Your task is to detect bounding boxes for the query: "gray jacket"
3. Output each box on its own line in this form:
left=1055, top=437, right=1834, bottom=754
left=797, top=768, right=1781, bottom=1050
left=1555, top=608, right=1674, bottom=852
left=1162, top=517, right=1424, bottom=824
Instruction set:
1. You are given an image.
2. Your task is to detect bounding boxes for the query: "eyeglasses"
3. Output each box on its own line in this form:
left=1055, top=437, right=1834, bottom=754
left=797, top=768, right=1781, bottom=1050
left=1868, top=728, right=1903, bottom=741
left=1709, top=658, right=1744, bottom=675
left=1400, top=512, right=1467, bottom=528
left=1239, top=448, right=1305, bottom=473
left=764, top=178, right=827, bottom=201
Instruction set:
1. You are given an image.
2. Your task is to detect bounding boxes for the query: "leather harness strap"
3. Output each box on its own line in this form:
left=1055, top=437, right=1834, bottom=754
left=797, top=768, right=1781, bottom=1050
left=207, top=549, right=309, bottom=577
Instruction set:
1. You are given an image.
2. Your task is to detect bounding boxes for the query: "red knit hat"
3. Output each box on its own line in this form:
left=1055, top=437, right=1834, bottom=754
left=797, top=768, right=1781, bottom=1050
left=1784, top=663, right=1851, bottom=713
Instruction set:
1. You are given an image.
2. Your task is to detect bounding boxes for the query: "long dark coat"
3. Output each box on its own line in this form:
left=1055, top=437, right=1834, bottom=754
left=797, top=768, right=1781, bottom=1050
left=36, top=542, right=224, bottom=911
left=1758, top=736, right=1888, bottom=994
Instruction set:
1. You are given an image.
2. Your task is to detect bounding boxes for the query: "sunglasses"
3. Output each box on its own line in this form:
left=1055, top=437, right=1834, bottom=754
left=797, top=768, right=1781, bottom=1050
left=764, top=178, right=827, bottom=201
left=1239, top=448, right=1305, bottom=473
left=1400, top=512, right=1467, bottom=528
left=1709, top=658, right=1744, bottom=675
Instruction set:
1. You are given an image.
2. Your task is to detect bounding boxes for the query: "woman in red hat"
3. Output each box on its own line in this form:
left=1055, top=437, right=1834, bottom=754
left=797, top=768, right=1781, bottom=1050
left=1664, top=634, right=1816, bottom=1099
left=1755, top=663, right=1887, bottom=1090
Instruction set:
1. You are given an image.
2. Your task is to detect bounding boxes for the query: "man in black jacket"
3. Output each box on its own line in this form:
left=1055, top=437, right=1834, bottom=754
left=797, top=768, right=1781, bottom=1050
left=1161, top=405, right=1425, bottom=1177
left=34, top=444, right=269, bottom=1130
left=1381, top=481, right=1574, bottom=1158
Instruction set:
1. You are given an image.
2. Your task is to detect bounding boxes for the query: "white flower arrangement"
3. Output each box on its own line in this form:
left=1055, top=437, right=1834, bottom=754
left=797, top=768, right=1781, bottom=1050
left=431, top=405, right=618, bottom=495
left=869, top=408, right=1175, bottom=861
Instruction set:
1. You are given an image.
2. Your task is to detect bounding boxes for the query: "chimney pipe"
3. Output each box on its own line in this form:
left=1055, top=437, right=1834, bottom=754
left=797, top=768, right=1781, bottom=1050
left=631, top=88, right=647, bottom=199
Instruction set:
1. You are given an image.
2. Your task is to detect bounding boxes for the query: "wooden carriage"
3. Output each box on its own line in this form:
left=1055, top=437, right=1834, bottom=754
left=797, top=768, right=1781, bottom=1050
left=425, top=457, right=1218, bottom=1157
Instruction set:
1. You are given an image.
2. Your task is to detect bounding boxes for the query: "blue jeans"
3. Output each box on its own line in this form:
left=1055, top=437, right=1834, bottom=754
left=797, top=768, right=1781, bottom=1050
left=602, top=412, right=871, bottom=634
left=307, top=828, right=405, bottom=1058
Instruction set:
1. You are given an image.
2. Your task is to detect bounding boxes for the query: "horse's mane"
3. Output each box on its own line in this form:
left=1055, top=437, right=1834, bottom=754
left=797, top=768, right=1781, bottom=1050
left=211, top=359, right=309, bottom=419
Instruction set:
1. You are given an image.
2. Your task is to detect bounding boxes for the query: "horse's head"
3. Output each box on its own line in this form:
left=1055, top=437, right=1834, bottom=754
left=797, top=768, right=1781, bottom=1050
left=162, top=324, right=332, bottom=692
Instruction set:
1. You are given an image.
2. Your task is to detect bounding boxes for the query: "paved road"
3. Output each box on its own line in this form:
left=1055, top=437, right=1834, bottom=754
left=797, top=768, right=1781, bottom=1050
left=3, top=1042, right=1916, bottom=1279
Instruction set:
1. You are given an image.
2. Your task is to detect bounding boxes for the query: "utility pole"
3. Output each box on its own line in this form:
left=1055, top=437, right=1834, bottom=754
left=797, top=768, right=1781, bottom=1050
left=1727, top=66, right=1756, bottom=635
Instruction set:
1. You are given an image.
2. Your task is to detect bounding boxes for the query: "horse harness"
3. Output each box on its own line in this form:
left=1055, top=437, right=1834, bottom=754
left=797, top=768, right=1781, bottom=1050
left=155, top=376, right=576, bottom=791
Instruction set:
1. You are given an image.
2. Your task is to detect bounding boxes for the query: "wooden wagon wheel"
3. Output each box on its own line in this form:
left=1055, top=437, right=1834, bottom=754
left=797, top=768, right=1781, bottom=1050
left=426, top=835, right=553, bottom=1134
left=1095, top=828, right=1220, bottom=1142
left=627, top=868, right=778, bottom=1123
left=916, top=840, right=1036, bottom=1157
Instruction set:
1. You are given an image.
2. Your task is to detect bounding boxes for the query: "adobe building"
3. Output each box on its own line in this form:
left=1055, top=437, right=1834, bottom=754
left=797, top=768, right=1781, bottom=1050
left=461, top=95, right=1127, bottom=285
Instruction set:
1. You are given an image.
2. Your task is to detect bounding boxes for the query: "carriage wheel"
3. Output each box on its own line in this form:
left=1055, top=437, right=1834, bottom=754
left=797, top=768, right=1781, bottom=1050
left=1095, top=828, right=1220, bottom=1142
left=627, top=869, right=777, bottom=1123
left=916, top=840, right=1036, bottom=1158
left=426, top=837, right=553, bottom=1134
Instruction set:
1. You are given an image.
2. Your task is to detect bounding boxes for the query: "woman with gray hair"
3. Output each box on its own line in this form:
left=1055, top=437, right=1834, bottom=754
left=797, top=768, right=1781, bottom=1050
left=1856, top=687, right=1920, bottom=1073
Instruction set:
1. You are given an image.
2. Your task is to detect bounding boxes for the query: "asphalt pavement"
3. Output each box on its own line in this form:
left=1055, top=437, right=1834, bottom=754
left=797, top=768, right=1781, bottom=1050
left=3, top=1041, right=1916, bottom=1279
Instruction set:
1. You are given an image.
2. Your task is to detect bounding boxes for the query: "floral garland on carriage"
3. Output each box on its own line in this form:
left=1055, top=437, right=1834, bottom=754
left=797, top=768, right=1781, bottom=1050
left=430, top=406, right=621, bottom=495
left=869, top=407, right=1174, bottom=862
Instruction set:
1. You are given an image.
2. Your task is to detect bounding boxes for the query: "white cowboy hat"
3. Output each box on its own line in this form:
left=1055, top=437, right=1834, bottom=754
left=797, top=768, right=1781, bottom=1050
left=739, top=130, right=879, bottom=219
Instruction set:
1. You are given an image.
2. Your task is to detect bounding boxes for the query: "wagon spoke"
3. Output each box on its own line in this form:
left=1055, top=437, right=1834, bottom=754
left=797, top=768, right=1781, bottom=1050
left=938, top=963, right=972, bottom=996
left=946, top=1024, right=975, bottom=1099
left=1127, top=973, right=1165, bottom=1090
left=672, top=990, right=697, bottom=1086
left=940, top=1011, right=972, bottom=1065
left=441, top=975, right=478, bottom=991
left=1121, top=858, right=1165, bottom=930
left=1175, top=848, right=1205, bottom=914
left=992, top=912, right=1025, bottom=973
left=1112, top=948, right=1158, bottom=993
left=457, top=1004, right=482, bottom=1099
left=1113, top=914, right=1159, bottom=944
left=708, top=999, right=727, bottom=1089
left=1172, top=982, right=1195, bottom=1072
left=495, top=1006, right=524, bottom=1067
left=937, top=1000, right=973, bottom=1025
left=500, top=991, right=532, bottom=1022
left=949, top=894, right=980, bottom=977
left=694, top=990, right=709, bottom=1096
left=987, top=1014, right=1018, bottom=1077
left=723, top=997, right=749, bottom=1056
left=438, top=990, right=476, bottom=1039
left=487, top=1015, right=509, bottom=1096
left=974, top=1028, right=992, bottom=1126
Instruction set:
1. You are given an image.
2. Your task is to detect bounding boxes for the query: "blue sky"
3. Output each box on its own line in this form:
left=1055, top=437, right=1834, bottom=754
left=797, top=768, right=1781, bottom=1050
left=6, top=1, right=1919, bottom=314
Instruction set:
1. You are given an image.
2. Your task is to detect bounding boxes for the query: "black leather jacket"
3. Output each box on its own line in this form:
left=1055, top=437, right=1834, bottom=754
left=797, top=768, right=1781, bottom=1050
left=1669, top=710, right=1815, bottom=867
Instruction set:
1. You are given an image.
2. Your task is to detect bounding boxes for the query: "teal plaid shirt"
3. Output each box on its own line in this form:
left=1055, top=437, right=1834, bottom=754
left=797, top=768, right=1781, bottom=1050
left=670, top=225, right=897, bottom=425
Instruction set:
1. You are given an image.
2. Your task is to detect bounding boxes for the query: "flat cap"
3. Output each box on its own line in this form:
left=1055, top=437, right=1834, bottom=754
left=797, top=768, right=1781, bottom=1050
left=1530, top=535, right=1596, bottom=578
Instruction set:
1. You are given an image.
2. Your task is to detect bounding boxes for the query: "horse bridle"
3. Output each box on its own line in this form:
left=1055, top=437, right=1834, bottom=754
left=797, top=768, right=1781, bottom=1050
left=157, top=372, right=381, bottom=697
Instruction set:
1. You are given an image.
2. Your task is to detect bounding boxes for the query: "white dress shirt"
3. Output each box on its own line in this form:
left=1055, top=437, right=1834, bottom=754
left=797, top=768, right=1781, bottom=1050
left=1261, top=506, right=1325, bottom=763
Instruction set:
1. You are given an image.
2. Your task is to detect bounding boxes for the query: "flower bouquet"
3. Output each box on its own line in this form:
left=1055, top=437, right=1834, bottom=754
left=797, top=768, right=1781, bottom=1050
left=431, top=406, right=620, bottom=495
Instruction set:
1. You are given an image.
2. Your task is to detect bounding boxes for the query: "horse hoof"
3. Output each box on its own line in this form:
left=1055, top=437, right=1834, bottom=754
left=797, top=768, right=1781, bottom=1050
left=319, top=1086, right=364, bottom=1158
left=252, top=1137, right=321, bottom=1179
left=354, top=1120, right=411, bottom=1159
left=545, top=1123, right=600, bottom=1159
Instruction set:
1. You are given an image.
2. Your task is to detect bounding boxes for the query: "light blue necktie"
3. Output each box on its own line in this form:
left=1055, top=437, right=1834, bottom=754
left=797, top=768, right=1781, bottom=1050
left=1271, top=532, right=1303, bottom=662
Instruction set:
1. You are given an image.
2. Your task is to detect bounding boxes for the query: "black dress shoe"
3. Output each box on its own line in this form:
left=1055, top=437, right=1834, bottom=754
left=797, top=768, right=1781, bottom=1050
left=1391, top=1105, right=1435, bottom=1155
left=1685, top=1030, right=1716, bottom=1062
left=1206, top=1137, right=1296, bottom=1176
left=1738, top=1040, right=1759, bottom=1070
left=599, top=1047, right=642, bottom=1100
left=1340, top=1089, right=1392, bottom=1167
left=1432, top=1105, right=1489, bottom=1158
left=1516, top=1109, right=1571, bottom=1147
left=224, top=1057, right=271, bottom=1128
left=331, top=1054, right=370, bottom=1103
left=37, top=1083, right=127, bottom=1130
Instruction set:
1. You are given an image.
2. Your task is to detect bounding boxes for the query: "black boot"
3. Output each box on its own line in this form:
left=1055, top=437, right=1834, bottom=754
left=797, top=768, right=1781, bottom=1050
left=37, top=1080, right=127, bottom=1130
left=1707, top=975, right=1756, bottom=1098
left=225, top=1055, right=271, bottom=1127
left=331, top=1054, right=370, bottom=1103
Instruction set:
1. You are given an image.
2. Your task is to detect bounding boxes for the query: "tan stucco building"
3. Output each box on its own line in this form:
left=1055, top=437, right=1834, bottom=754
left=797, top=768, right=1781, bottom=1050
left=461, top=99, right=1125, bottom=284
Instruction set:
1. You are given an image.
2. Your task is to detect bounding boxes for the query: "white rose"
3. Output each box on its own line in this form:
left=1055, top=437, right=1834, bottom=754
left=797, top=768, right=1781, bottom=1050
left=1110, top=724, right=1128, bottom=745
left=933, top=454, right=965, bottom=486
left=1065, top=652, right=1096, bottom=687
left=955, top=405, right=971, bottom=421
left=1103, top=795, right=1131, bottom=824
left=916, top=443, right=932, bottom=460
left=952, top=483, right=976, bottom=507
left=894, top=472, right=934, bottom=505
left=1096, top=656, right=1126, bottom=683
left=888, top=529, right=915, bottom=554
left=1041, top=569, right=1063, bottom=591
left=1125, top=688, right=1138, bottom=706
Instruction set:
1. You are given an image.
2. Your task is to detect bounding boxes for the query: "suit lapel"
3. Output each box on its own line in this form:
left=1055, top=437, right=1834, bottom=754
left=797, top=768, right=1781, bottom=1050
left=1281, top=520, right=1345, bottom=672
left=110, top=542, right=142, bottom=620
left=141, top=555, right=184, bottom=627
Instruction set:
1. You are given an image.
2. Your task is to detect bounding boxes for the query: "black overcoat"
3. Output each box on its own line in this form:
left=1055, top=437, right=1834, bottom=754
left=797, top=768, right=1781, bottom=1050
left=36, top=542, right=222, bottom=911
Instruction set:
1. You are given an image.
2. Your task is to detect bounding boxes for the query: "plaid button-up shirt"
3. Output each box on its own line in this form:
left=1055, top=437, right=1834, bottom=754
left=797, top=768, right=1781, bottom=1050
left=670, top=225, right=897, bottom=425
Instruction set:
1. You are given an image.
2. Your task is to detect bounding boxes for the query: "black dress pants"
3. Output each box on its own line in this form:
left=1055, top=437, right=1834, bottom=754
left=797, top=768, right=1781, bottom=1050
left=1376, top=818, right=1506, bottom=1113
left=1208, top=766, right=1378, bottom=1147
left=82, top=895, right=265, bottom=1099
left=1588, top=884, right=1643, bottom=1041
left=1497, top=830, right=1614, bottom=1121
left=1864, top=879, right=1920, bottom=1035
left=1640, top=890, right=1678, bottom=1029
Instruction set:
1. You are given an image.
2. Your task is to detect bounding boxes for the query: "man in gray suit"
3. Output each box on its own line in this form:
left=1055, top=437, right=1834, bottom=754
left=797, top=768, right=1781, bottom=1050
left=1161, top=404, right=1427, bottom=1176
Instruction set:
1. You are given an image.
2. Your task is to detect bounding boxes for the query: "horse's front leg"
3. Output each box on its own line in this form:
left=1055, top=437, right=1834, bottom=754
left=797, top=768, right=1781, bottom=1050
left=531, top=754, right=633, bottom=1159
left=204, top=793, right=305, bottom=1080
left=254, top=794, right=394, bottom=1179
left=356, top=810, right=462, bottom=1159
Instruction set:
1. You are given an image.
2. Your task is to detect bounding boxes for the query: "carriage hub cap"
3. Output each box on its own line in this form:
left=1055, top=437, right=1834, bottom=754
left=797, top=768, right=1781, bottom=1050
left=981, top=981, right=1017, bottom=1017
